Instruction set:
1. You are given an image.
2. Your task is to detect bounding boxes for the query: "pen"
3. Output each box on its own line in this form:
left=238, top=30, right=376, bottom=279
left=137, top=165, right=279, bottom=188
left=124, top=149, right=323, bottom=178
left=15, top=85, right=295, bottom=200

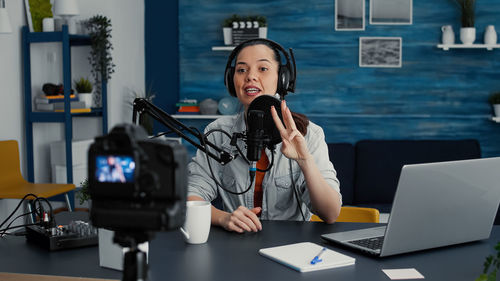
left=310, top=247, right=327, bottom=265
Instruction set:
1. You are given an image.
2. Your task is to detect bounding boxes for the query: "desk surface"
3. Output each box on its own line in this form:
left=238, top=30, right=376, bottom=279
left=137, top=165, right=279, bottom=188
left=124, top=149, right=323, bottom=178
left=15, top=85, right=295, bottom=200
left=0, top=221, right=497, bottom=281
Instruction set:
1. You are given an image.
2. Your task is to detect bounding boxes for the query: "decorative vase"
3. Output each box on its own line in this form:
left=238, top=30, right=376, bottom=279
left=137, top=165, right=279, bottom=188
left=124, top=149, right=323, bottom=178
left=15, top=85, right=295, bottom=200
left=199, top=98, right=218, bottom=115
left=460, top=27, right=476, bottom=45
left=484, top=25, right=497, bottom=45
left=223, top=27, right=232, bottom=45
left=441, top=25, right=455, bottom=45
left=259, top=27, right=267, bottom=39
left=494, top=104, right=500, bottom=117
left=78, top=92, right=93, bottom=108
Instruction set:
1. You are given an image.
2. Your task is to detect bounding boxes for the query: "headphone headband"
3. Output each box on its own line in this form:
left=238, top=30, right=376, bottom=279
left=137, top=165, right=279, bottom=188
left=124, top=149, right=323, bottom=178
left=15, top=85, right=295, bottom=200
left=224, top=38, right=297, bottom=98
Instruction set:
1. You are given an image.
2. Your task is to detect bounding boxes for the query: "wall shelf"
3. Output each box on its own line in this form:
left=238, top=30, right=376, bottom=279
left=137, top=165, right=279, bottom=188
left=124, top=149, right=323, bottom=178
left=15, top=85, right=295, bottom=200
left=492, top=116, right=500, bottom=123
left=211, top=46, right=235, bottom=51
left=172, top=114, right=224, bottom=119
left=437, top=44, right=500, bottom=51
left=22, top=25, right=108, bottom=184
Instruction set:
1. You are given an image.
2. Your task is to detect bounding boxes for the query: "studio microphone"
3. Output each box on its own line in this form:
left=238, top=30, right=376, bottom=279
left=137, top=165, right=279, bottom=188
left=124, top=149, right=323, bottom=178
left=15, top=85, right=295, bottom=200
left=246, top=110, right=266, bottom=162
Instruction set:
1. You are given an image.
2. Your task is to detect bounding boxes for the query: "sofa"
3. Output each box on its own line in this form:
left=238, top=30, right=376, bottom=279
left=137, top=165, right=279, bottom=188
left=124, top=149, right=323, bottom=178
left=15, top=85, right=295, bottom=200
left=326, top=139, right=500, bottom=222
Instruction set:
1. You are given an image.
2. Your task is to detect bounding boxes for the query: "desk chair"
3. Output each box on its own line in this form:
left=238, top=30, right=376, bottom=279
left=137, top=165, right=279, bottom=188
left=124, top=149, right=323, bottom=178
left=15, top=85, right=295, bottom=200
left=311, top=206, right=380, bottom=223
left=0, top=140, right=75, bottom=220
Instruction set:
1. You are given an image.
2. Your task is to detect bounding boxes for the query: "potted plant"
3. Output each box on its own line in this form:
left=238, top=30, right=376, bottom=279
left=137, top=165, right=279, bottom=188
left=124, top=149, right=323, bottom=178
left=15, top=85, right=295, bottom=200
left=84, top=15, right=115, bottom=107
left=475, top=241, right=500, bottom=281
left=256, top=15, right=267, bottom=39
left=222, top=14, right=240, bottom=45
left=489, top=92, right=500, bottom=117
left=453, top=0, right=476, bottom=44
left=74, top=77, right=93, bottom=108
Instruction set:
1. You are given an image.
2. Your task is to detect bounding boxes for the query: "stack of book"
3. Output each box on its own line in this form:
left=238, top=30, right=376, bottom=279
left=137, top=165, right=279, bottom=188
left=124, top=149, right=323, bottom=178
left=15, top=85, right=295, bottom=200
left=34, top=94, right=91, bottom=113
left=176, top=99, right=200, bottom=115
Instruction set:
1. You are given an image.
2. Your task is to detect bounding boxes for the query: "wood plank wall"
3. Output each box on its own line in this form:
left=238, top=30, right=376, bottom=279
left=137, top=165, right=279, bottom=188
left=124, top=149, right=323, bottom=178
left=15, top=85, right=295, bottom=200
left=178, top=0, right=500, bottom=157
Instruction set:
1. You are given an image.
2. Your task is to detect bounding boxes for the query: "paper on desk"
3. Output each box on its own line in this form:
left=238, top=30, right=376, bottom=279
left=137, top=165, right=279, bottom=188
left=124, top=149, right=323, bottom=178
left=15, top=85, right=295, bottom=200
left=382, top=268, right=425, bottom=280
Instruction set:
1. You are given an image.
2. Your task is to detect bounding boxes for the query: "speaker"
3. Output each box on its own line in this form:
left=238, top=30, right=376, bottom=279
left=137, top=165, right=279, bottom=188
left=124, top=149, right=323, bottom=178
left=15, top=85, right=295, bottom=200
left=224, top=38, right=296, bottom=99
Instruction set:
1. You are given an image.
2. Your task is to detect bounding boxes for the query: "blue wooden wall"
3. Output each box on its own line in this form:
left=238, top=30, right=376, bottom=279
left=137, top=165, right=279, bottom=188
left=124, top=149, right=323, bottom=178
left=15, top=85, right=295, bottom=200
left=178, top=0, right=500, bottom=157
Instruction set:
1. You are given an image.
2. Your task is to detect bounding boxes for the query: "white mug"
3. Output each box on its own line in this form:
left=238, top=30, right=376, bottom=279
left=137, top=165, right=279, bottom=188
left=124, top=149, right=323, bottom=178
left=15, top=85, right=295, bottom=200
left=180, top=201, right=211, bottom=244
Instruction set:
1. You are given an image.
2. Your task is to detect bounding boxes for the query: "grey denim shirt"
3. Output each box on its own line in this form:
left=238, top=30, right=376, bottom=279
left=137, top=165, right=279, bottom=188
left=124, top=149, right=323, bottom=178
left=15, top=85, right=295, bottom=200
left=187, top=112, right=341, bottom=221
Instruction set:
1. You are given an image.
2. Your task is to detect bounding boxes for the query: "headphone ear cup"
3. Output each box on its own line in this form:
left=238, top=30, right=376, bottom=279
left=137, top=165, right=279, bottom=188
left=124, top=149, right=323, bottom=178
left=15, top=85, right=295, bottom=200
left=225, top=67, right=236, bottom=97
left=277, top=66, right=290, bottom=95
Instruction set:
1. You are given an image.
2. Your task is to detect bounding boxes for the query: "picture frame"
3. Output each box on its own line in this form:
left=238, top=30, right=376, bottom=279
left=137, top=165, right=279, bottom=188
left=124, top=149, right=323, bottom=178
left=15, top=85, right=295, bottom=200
left=359, top=37, right=402, bottom=68
left=369, top=0, right=412, bottom=25
left=24, top=0, right=53, bottom=32
left=335, top=0, right=365, bottom=31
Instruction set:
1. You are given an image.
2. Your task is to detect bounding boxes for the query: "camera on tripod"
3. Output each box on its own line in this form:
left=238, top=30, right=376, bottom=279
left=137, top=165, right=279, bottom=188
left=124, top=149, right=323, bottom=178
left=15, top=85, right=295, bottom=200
left=88, top=123, right=187, bottom=232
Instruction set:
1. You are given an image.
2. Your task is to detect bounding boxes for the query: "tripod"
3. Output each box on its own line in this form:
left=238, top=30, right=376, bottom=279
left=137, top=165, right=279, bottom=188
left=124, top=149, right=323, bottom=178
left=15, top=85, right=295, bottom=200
left=114, top=231, right=152, bottom=281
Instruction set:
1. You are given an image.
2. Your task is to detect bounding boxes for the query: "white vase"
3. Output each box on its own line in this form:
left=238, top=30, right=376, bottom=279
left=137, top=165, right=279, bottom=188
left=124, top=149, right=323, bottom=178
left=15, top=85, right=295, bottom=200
left=494, top=104, right=500, bottom=117
left=441, top=25, right=455, bottom=45
left=259, top=27, right=267, bottom=39
left=484, top=25, right=497, bottom=45
left=460, top=27, right=476, bottom=45
left=223, top=27, right=232, bottom=45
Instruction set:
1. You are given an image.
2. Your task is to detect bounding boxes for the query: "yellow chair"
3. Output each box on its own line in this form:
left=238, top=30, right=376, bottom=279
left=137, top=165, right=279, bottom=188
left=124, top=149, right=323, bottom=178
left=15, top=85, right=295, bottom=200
left=311, top=206, right=380, bottom=223
left=0, top=140, right=75, bottom=214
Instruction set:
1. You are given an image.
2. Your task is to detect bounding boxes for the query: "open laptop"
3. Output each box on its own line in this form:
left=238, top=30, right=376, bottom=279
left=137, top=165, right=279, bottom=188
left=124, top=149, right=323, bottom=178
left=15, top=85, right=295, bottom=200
left=322, top=157, right=500, bottom=257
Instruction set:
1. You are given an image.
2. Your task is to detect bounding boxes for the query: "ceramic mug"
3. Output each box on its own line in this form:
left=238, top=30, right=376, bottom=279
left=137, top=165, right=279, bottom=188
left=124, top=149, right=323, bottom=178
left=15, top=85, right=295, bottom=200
left=180, top=201, right=211, bottom=244
left=441, top=25, right=455, bottom=45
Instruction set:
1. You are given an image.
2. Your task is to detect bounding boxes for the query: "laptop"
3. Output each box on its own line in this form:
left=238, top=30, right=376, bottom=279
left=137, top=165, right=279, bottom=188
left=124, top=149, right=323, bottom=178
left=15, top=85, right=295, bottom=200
left=322, top=157, right=500, bottom=257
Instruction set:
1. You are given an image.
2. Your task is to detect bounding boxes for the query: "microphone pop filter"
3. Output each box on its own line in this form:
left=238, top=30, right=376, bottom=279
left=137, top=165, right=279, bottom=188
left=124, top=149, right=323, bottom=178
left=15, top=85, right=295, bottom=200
left=247, top=95, right=283, bottom=147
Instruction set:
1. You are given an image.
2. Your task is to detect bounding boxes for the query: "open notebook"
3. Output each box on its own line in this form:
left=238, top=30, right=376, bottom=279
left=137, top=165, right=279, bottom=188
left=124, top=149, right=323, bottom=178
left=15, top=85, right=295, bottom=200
left=259, top=242, right=355, bottom=272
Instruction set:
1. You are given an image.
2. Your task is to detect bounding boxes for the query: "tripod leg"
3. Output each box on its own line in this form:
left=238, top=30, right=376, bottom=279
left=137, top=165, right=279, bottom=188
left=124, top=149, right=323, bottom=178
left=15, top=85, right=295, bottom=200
left=123, top=249, right=148, bottom=281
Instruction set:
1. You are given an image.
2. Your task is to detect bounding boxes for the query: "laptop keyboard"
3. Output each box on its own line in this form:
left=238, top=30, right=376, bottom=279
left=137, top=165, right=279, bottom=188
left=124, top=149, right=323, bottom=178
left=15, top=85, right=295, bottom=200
left=347, top=236, right=384, bottom=250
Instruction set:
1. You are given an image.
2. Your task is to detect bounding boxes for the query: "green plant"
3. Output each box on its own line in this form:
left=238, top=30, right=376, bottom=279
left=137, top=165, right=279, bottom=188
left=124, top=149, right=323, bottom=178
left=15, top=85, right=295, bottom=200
left=452, top=0, right=476, bottom=27
left=28, top=0, right=53, bottom=32
left=256, top=15, right=267, bottom=27
left=76, top=178, right=90, bottom=205
left=223, top=14, right=241, bottom=27
left=84, top=15, right=115, bottom=104
left=476, top=241, right=500, bottom=281
left=74, top=77, right=93, bottom=93
left=489, top=92, right=500, bottom=105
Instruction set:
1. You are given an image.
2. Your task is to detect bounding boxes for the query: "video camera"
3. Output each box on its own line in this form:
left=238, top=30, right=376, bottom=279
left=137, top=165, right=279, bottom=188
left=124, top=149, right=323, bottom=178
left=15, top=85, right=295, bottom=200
left=88, top=124, right=187, bottom=232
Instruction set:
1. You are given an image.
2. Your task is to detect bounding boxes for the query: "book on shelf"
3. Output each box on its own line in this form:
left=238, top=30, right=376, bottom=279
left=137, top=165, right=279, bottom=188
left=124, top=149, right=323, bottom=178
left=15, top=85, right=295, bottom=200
left=175, top=111, right=201, bottom=115
left=35, top=94, right=77, bottom=104
left=178, top=105, right=200, bottom=112
left=35, top=101, right=86, bottom=111
left=54, top=108, right=92, bottom=113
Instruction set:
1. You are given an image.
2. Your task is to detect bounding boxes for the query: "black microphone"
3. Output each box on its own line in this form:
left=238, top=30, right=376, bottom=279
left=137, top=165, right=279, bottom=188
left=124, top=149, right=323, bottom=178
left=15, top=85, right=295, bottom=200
left=247, top=110, right=266, bottom=162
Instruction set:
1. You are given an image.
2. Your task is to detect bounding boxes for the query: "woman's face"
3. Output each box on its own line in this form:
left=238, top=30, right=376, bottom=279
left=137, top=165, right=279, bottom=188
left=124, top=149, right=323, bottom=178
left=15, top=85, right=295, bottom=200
left=233, top=44, right=279, bottom=109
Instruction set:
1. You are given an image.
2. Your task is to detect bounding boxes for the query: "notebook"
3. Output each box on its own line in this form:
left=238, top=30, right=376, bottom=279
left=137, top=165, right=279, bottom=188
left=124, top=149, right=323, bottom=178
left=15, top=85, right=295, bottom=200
left=258, top=242, right=355, bottom=272
left=322, top=157, right=500, bottom=257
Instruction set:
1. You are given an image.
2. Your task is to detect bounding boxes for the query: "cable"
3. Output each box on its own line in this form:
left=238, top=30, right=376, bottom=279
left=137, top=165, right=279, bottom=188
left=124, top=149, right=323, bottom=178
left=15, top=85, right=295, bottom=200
left=0, top=211, right=35, bottom=237
left=0, top=193, right=38, bottom=231
left=289, top=159, right=306, bottom=221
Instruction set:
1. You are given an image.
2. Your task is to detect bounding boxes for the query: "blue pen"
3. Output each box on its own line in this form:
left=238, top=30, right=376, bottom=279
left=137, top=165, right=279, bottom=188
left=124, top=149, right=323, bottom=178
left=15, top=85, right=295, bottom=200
left=310, top=247, right=327, bottom=265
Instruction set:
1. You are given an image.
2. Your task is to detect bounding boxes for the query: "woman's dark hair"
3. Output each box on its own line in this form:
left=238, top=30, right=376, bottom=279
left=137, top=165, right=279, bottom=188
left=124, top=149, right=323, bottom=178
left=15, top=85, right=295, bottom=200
left=236, top=41, right=310, bottom=136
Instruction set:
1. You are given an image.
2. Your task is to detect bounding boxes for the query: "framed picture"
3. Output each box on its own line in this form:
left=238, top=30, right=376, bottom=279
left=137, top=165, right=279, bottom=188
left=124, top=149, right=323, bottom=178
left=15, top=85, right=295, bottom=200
left=369, top=0, right=412, bottom=25
left=24, top=0, right=53, bottom=32
left=359, top=37, right=402, bottom=68
left=335, top=0, right=365, bottom=31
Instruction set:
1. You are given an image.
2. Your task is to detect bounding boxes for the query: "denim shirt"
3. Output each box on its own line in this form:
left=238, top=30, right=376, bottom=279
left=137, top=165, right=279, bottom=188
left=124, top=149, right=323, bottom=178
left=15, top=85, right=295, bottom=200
left=187, top=112, right=341, bottom=221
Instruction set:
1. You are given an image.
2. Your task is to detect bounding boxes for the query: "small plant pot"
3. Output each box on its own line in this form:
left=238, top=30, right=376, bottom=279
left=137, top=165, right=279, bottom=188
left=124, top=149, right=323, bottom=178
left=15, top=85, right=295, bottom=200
left=223, top=27, right=232, bottom=45
left=494, top=104, right=500, bottom=117
left=460, top=27, right=476, bottom=45
left=78, top=92, right=93, bottom=108
left=259, top=27, right=267, bottom=39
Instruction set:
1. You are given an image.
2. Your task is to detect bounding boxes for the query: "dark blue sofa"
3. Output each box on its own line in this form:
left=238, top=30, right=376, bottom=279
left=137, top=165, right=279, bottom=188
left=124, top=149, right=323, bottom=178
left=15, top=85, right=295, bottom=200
left=327, top=140, right=493, bottom=220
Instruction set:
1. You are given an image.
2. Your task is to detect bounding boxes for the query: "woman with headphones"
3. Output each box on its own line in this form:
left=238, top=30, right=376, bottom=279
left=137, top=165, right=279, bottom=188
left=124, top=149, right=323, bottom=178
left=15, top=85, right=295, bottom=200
left=187, top=39, right=342, bottom=233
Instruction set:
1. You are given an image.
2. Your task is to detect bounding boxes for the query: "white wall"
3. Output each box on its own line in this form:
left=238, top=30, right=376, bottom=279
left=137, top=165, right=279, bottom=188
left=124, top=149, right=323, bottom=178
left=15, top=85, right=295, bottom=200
left=0, top=0, right=144, bottom=224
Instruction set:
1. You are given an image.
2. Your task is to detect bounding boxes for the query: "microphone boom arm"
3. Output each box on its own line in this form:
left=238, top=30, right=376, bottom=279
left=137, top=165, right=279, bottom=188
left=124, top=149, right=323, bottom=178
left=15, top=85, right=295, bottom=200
left=132, top=98, right=234, bottom=165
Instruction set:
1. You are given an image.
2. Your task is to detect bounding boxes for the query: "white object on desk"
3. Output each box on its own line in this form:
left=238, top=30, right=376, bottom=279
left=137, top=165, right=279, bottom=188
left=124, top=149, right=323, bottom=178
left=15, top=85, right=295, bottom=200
left=98, top=228, right=149, bottom=271
left=382, top=268, right=425, bottom=280
left=258, top=242, right=355, bottom=272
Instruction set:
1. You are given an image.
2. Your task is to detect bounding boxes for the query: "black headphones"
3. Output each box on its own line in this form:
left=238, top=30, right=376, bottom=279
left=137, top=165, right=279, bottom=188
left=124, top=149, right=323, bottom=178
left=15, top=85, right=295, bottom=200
left=224, top=38, right=297, bottom=99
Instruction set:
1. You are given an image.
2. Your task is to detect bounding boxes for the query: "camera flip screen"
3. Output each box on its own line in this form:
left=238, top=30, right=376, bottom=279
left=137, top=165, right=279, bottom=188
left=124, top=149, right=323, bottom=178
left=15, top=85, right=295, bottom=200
left=95, top=155, right=135, bottom=183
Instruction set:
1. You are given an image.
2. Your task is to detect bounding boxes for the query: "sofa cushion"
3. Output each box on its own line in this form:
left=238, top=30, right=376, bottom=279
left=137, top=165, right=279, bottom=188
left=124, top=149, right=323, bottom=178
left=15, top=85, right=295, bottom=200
left=327, top=143, right=355, bottom=205
left=354, top=139, right=481, bottom=207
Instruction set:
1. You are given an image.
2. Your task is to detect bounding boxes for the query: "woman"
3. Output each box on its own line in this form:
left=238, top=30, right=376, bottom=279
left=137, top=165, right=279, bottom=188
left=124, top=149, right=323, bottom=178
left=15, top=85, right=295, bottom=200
left=187, top=39, right=341, bottom=233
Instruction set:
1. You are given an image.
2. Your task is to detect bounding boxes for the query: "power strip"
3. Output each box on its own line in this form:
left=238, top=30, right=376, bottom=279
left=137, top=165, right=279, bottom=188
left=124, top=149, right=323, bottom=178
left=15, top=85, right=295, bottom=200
left=26, top=220, right=98, bottom=251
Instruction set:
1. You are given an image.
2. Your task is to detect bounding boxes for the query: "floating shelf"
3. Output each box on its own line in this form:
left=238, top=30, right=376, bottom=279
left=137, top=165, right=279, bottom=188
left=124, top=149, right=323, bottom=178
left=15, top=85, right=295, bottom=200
left=492, top=116, right=500, bottom=123
left=437, top=44, right=500, bottom=51
left=172, top=114, right=223, bottom=119
left=211, top=46, right=236, bottom=51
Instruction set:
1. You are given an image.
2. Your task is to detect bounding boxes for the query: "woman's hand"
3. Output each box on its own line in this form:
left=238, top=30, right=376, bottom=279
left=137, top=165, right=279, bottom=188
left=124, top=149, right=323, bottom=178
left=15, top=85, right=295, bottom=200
left=270, top=100, right=311, bottom=162
left=219, top=206, right=262, bottom=233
